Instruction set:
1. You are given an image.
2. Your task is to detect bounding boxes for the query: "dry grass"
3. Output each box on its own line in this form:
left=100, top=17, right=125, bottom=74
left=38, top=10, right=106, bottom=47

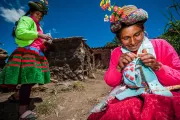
left=36, top=98, right=57, bottom=115
left=72, top=81, right=85, bottom=91
left=35, top=81, right=85, bottom=115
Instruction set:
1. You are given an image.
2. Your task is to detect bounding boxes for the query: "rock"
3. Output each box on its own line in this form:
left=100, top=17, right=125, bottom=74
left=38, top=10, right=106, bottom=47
left=50, top=78, right=58, bottom=83
left=77, top=74, right=84, bottom=80
left=0, top=48, right=8, bottom=70
left=63, top=75, right=68, bottom=79
left=0, top=54, right=8, bottom=60
left=89, top=73, right=96, bottom=79
left=31, top=84, right=48, bottom=92
left=84, top=76, right=88, bottom=80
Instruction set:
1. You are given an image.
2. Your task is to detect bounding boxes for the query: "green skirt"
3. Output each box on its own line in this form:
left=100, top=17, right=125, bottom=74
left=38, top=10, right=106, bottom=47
left=0, top=47, right=50, bottom=85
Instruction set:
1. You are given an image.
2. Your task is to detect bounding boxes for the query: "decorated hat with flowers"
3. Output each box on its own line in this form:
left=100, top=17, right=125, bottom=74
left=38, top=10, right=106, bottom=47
left=28, top=0, right=49, bottom=15
left=100, top=0, right=148, bottom=33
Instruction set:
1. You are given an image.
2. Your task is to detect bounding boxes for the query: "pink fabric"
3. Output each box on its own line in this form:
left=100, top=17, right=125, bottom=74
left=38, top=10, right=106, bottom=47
left=29, top=16, right=46, bottom=51
left=88, top=92, right=180, bottom=120
left=87, top=39, right=180, bottom=120
left=104, top=39, right=180, bottom=87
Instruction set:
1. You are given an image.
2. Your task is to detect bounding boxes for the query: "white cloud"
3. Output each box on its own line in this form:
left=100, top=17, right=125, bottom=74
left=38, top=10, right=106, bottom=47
left=0, top=7, right=25, bottom=23
left=48, top=28, right=59, bottom=34
left=45, top=28, right=60, bottom=37
left=52, top=28, right=59, bottom=33
left=20, top=6, right=25, bottom=9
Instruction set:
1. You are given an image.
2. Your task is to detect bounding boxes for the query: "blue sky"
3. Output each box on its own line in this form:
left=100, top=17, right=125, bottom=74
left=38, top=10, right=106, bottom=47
left=0, top=0, right=179, bottom=54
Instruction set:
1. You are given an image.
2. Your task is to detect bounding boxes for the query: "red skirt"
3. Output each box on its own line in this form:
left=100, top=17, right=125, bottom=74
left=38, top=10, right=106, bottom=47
left=88, top=92, right=180, bottom=120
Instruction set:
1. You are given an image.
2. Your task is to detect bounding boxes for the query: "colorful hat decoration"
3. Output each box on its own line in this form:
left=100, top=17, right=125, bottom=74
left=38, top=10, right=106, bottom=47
left=100, top=0, right=148, bottom=33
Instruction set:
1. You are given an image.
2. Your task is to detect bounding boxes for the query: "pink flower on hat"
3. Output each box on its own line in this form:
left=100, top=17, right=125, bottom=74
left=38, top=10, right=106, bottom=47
left=115, top=16, right=119, bottom=22
left=114, top=6, right=118, bottom=12
left=101, top=4, right=107, bottom=11
left=117, top=9, right=123, bottom=15
left=110, top=14, right=115, bottom=22
left=106, top=2, right=110, bottom=8
left=121, top=14, right=126, bottom=19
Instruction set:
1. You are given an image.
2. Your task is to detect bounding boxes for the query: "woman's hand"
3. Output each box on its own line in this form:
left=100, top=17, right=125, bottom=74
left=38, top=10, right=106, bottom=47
left=117, top=52, right=137, bottom=71
left=138, top=49, right=161, bottom=71
left=38, top=33, right=52, bottom=40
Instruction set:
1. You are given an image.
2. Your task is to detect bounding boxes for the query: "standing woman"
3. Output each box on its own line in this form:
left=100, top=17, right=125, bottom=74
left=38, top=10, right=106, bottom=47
left=88, top=1, right=180, bottom=120
left=0, top=0, right=51, bottom=119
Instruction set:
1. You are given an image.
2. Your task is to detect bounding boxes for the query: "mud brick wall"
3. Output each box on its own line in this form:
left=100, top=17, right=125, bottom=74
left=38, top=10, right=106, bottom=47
left=45, top=37, right=95, bottom=81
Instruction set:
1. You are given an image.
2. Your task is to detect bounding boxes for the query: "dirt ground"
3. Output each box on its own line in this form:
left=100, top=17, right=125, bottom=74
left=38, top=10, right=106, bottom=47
left=0, top=70, right=111, bottom=120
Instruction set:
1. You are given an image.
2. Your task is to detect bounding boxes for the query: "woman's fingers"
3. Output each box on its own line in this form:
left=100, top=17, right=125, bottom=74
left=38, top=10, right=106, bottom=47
left=45, top=35, right=52, bottom=40
left=119, top=61, right=124, bottom=69
left=139, top=54, right=154, bottom=61
left=118, top=52, right=137, bottom=70
left=138, top=53, right=158, bottom=69
left=144, top=62, right=157, bottom=68
left=122, top=58, right=129, bottom=65
left=118, top=51, right=159, bottom=71
left=142, top=57, right=156, bottom=63
left=127, top=52, right=137, bottom=60
left=38, top=34, right=52, bottom=40
left=119, top=57, right=126, bottom=69
left=138, top=53, right=145, bottom=57
left=142, top=49, right=147, bottom=53
left=124, top=55, right=132, bottom=63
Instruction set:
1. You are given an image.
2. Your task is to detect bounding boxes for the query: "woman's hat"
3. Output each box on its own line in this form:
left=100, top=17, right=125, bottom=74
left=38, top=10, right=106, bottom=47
left=120, top=5, right=148, bottom=25
left=100, top=0, right=148, bottom=33
left=28, top=1, right=48, bottom=15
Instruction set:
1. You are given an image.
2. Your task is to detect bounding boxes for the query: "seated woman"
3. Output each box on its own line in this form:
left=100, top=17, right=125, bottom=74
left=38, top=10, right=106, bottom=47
left=88, top=2, right=180, bottom=120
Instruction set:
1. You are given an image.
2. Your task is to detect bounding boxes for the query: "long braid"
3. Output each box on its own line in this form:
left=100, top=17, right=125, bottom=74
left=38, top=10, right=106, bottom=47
left=12, top=10, right=30, bottom=37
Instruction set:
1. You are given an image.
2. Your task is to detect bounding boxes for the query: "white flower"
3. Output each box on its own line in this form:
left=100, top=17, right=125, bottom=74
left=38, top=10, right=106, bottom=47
left=104, top=18, right=109, bottom=22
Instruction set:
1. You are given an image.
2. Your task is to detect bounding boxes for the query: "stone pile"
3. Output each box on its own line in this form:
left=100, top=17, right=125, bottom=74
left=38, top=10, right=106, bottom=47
left=0, top=48, right=8, bottom=71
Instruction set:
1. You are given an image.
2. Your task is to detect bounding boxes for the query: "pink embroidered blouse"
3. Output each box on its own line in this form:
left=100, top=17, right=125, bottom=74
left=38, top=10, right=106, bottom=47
left=104, top=39, right=180, bottom=87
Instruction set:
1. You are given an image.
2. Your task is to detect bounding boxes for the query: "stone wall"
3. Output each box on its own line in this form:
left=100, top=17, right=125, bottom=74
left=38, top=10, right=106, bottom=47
left=0, top=48, right=8, bottom=71
left=92, top=46, right=118, bottom=69
left=45, top=37, right=95, bottom=81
